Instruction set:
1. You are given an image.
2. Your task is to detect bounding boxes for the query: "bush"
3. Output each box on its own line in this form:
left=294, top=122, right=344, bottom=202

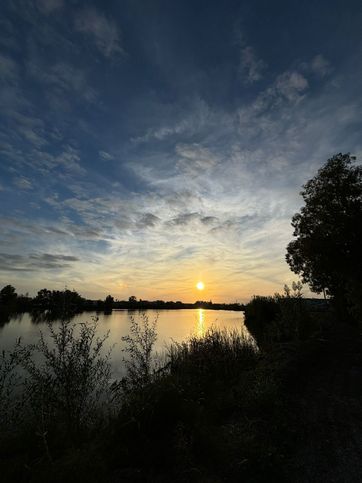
left=276, top=282, right=313, bottom=340
left=118, top=312, right=158, bottom=393
left=244, top=283, right=313, bottom=349
left=0, top=341, right=25, bottom=429
left=244, top=296, right=280, bottom=348
left=21, top=318, right=112, bottom=441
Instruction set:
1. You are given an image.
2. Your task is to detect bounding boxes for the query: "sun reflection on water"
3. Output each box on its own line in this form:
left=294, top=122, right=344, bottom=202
left=196, top=308, right=205, bottom=337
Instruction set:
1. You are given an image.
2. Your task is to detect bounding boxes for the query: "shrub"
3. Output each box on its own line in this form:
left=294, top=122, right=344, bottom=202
left=119, top=312, right=158, bottom=392
left=21, top=318, right=112, bottom=440
left=276, top=282, right=312, bottom=340
left=0, top=341, right=25, bottom=429
left=244, top=296, right=280, bottom=347
left=244, top=283, right=313, bottom=349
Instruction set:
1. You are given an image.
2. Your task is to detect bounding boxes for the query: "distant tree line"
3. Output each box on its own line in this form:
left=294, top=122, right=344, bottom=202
left=0, top=285, right=245, bottom=323
left=117, top=297, right=244, bottom=311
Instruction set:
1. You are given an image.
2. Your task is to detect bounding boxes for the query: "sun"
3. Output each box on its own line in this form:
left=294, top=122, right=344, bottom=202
left=196, top=281, right=205, bottom=290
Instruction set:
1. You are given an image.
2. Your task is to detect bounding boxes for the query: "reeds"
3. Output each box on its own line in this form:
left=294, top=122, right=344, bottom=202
left=168, top=327, right=258, bottom=382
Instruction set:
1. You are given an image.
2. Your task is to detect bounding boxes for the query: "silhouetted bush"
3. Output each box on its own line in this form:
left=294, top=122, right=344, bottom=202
left=20, top=318, right=112, bottom=442
left=245, top=283, right=314, bottom=349
left=244, top=296, right=280, bottom=346
left=117, top=312, right=158, bottom=394
left=168, top=327, right=258, bottom=386
left=0, top=341, right=25, bottom=429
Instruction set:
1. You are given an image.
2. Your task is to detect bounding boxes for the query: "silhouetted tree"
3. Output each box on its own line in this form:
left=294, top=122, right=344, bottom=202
left=33, top=288, right=85, bottom=314
left=104, top=295, right=114, bottom=311
left=105, top=295, right=114, bottom=304
left=0, top=285, right=18, bottom=324
left=286, top=153, right=362, bottom=319
left=33, top=289, right=52, bottom=310
left=0, top=285, right=17, bottom=305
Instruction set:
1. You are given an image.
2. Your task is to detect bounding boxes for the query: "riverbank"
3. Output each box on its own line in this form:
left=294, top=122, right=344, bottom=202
left=1, top=306, right=361, bottom=482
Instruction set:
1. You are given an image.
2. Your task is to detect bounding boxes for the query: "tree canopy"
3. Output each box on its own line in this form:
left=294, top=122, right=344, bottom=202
left=286, top=153, right=362, bottom=315
left=0, top=285, right=17, bottom=305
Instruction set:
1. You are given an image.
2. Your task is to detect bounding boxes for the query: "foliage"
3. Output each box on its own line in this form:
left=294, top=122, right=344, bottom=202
left=21, top=318, right=112, bottom=438
left=286, top=153, right=362, bottom=319
left=244, top=295, right=281, bottom=349
left=120, top=312, right=158, bottom=391
left=104, top=295, right=114, bottom=309
left=33, top=288, right=85, bottom=314
left=275, top=282, right=312, bottom=340
left=0, top=341, right=25, bottom=428
left=0, top=285, right=17, bottom=305
left=168, top=327, right=258, bottom=386
left=244, top=283, right=313, bottom=348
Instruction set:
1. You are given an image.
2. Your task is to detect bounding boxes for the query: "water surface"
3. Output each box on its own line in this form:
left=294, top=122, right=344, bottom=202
left=0, top=309, right=247, bottom=378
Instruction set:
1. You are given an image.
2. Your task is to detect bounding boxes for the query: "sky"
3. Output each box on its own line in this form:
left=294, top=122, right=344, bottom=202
left=0, top=0, right=361, bottom=302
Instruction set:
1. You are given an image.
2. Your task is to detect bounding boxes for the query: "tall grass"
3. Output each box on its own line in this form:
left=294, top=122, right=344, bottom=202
left=168, top=327, right=258, bottom=382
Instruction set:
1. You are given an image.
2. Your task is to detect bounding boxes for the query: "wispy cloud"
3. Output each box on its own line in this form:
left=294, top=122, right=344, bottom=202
left=99, top=150, right=114, bottom=161
left=28, top=60, right=97, bottom=103
left=137, top=213, right=160, bottom=228
left=131, top=98, right=214, bottom=144
left=239, top=46, right=266, bottom=83
left=13, top=177, right=33, bottom=190
left=74, top=8, right=124, bottom=58
left=310, top=54, right=332, bottom=77
left=274, top=71, right=309, bottom=102
left=175, top=143, right=220, bottom=175
left=0, top=252, right=79, bottom=272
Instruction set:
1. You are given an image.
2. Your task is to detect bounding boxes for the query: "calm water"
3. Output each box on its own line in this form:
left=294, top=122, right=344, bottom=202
left=0, top=309, right=248, bottom=378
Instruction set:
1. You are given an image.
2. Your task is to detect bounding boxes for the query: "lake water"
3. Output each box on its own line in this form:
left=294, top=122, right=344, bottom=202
left=0, top=309, right=248, bottom=378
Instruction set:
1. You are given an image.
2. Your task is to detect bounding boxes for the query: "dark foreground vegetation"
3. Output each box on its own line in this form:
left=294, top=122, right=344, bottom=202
left=0, top=285, right=244, bottom=325
left=1, top=288, right=360, bottom=482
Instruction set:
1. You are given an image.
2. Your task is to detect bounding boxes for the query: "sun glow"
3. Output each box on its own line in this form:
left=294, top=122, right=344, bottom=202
left=196, top=281, right=205, bottom=290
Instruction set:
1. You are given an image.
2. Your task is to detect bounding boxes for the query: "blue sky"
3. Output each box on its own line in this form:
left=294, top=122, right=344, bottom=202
left=0, top=0, right=361, bottom=301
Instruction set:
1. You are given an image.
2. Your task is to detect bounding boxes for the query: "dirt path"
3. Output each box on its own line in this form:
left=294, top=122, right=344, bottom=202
left=289, top=324, right=362, bottom=482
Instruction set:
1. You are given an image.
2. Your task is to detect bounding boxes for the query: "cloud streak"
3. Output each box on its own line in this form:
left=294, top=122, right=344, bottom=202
left=0, top=252, right=79, bottom=272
